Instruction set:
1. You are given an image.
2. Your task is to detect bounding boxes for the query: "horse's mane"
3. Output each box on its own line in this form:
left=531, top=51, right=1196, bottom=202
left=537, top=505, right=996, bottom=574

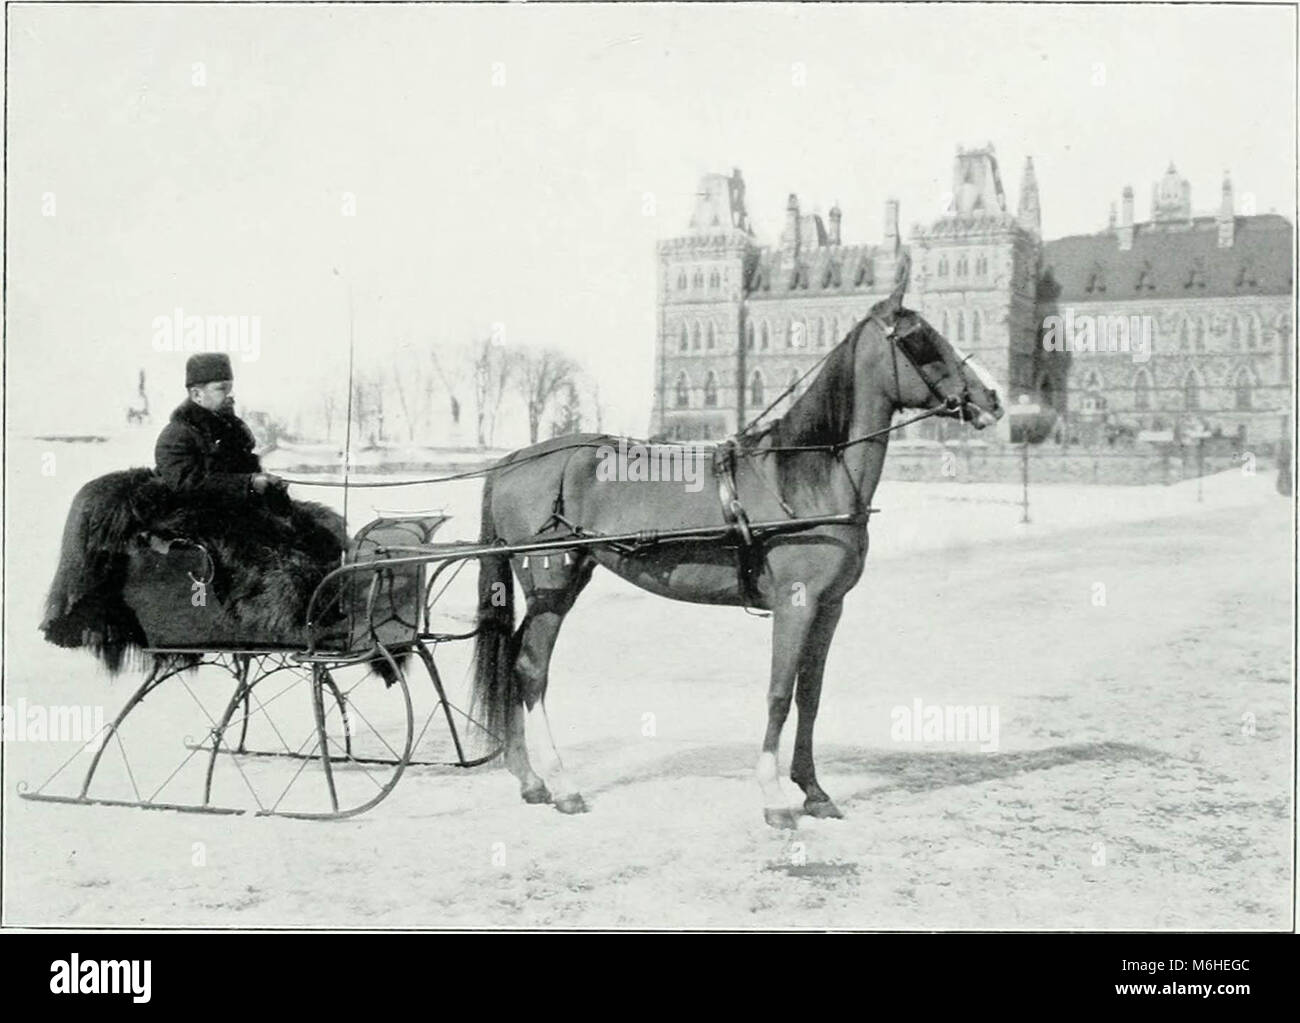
left=737, top=302, right=895, bottom=494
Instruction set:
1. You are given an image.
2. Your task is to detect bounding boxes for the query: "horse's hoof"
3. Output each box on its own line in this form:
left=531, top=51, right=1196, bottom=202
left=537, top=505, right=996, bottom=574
left=554, top=793, right=589, bottom=815
left=763, top=807, right=799, bottom=830
left=803, top=799, right=844, bottom=820
left=521, top=784, right=552, bottom=805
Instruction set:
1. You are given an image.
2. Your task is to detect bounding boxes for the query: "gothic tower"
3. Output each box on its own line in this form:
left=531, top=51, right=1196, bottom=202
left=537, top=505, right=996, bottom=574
left=912, top=145, right=1043, bottom=437
left=650, top=169, right=756, bottom=438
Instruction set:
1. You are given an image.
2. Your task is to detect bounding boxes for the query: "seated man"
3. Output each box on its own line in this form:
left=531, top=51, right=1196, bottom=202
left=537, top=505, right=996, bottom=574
left=156, top=352, right=285, bottom=506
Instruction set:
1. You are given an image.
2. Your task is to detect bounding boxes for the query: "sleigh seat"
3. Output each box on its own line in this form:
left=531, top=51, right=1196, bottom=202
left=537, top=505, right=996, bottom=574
left=120, top=513, right=449, bottom=654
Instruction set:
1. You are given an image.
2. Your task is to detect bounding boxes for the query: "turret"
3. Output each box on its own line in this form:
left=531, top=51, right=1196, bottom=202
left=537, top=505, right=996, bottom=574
left=1017, top=156, right=1041, bottom=236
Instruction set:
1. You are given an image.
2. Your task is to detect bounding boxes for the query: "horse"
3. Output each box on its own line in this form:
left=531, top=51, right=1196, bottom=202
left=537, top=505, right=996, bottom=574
left=470, top=255, right=1004, bottom=827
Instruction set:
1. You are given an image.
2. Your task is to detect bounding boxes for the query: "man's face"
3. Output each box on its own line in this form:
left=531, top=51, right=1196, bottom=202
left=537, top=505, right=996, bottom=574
left=189, top=379, right=234, bottom=414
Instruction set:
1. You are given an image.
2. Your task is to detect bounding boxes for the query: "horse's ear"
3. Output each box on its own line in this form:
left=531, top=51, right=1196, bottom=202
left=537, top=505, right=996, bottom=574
left=886, top=250, right=912, bottom=312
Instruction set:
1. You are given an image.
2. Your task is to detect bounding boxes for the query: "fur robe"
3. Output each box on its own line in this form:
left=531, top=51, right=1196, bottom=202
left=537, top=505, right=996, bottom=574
left=40, top=468, right=347, bottom=673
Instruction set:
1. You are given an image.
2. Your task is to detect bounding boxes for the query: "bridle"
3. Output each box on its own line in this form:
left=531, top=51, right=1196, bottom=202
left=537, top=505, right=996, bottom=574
left=886, top=313, right=969, bottom=420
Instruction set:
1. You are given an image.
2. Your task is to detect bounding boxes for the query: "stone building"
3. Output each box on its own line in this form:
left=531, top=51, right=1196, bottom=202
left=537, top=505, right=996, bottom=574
left=1038, top=163, right=1293, bottom=447
left=650, top=151, right=1293, bottom=450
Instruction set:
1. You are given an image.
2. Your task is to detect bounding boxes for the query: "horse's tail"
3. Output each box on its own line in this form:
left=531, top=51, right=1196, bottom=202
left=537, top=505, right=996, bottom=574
left=470, top=471, right=517, bottom=750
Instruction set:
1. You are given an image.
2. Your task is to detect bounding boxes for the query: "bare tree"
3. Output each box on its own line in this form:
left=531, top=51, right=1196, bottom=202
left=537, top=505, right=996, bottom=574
left=471, top=338, right=512, bottom=448
left=516, top=346, right=580, bottom=444
left=320, top=390, right=339, bottom=443
left=549, top=379, right=584, bottom=438
left=430, top=345, right=472, bottom=440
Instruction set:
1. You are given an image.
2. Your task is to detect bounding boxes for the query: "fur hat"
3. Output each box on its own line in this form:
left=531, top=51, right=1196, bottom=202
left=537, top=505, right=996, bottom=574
left=186, top=353, right=233, bottom=388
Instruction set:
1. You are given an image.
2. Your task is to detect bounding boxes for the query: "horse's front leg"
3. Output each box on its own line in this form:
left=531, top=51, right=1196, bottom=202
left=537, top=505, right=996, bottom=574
left=790, top=600, right=845, bottom=819
left=756, top=605, right=815, bottom=829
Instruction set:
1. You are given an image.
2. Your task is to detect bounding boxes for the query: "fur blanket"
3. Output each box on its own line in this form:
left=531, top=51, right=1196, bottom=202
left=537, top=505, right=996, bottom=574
left=40, top=468, right=347, bottom=673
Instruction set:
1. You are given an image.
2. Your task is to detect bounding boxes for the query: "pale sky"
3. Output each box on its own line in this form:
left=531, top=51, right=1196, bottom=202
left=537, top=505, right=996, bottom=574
left=5, top=2, right=1295, bottom=438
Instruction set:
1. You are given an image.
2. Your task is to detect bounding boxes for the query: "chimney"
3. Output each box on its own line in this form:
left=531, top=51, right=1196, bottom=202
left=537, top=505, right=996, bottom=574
left=828, top=202, right=842, bottom=246
left=1118, top=186, right=1134, bottom=251
left=883, top=198, right=900, bottom=254
left=781, top=193, right=801, bottom=262
left=1217, top=171, right=1235, bottom=248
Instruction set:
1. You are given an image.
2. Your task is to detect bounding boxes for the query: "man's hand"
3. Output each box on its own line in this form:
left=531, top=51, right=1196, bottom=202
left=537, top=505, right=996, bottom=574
left=250, top=473, right=285, bottom=495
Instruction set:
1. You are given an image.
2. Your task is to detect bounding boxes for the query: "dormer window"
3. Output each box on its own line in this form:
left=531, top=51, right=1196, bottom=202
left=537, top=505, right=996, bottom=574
left=1085, top=263, right=1106, bottom=294
left=1236, top=262, right=1259, bottom=289
left=1134, top=261, right=1154, bottom=292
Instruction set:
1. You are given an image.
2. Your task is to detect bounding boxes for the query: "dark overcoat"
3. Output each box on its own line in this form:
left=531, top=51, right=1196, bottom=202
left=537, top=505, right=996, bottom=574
left=155, top=400, right=263, bottom=501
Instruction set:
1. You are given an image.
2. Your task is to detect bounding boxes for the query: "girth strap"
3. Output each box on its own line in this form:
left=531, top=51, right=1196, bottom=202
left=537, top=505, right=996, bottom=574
left=713, top=439, right=763, bottom=607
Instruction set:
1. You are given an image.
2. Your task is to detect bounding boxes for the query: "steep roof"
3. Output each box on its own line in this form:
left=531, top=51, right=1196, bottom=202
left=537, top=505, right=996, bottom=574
left=1039, top=214, right=1293, bottom=302
left=746, top=242, right=885, bottom=296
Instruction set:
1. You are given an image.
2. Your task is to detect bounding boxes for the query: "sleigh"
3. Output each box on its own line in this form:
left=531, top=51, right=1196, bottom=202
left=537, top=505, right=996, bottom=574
left=21, top=513, right=502, bottom=820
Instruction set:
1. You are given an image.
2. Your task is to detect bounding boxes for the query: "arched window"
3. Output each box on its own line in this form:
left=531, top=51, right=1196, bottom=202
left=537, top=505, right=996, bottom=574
left=956, top=256, right=968, bottom=277
left=745, top=320, right=755, bottom=351
left=674, top=372, right=690, bottom=409
left=788, top=318, right=805, bottom=348
left=831, top=317, right=839, bottom=344
left=941, top=310, right=950, bottom=337
left=1133, top=368, right=1153, bottom=411
left=676, top=271, right=687, bottom=291
left=1233, top=367, right=1253, bottom=410
left=817, top=317, right=826, bottom=347
left=1081, top=369, right=1105, bottom=412
left=760, top=321, right=771, bottom=350
left=704, top=371, right=719, bottom=408
left=1195, top=318, right=1207, bottom=351
left=1184, top=370, right=1201, bottom=410
left=938, top=256, right=948, bottom=277
left=1178, top=318, right=1189, bottom=349
left=679, top=323, right=688, bottom=352
left=956, top=311, right=965, bottom=343
left=706, top=322, right=716, bottom=349
left=1248, top=315, right=1260, bottom=348
left=971, top=310, right=981, bottom=343
left=1230, top=317, right=1242, bottom=348
left=691, top=322, right=702, bottom=350
left=749, top=370, right=765, bottom=407
left=709, top=270, right=720, bottom=290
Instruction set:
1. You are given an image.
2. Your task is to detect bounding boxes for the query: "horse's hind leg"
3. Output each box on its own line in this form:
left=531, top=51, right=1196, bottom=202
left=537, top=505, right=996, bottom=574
left=513, top=558, right=595, bottom=814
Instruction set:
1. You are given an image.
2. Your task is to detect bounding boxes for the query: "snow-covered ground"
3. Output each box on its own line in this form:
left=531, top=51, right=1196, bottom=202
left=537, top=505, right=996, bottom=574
left=3, top=434, right=1292, bottom=928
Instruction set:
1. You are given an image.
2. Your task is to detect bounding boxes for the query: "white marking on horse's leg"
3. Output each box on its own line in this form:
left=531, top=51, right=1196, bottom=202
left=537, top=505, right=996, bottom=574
left=523, top=701, right=579, bottom=800
left=756, top=751, right=786, bottom=810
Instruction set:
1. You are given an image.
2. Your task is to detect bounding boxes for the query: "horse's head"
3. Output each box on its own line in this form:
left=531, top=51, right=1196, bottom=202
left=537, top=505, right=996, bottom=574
left=866, top=253, right=1003, bottom=429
